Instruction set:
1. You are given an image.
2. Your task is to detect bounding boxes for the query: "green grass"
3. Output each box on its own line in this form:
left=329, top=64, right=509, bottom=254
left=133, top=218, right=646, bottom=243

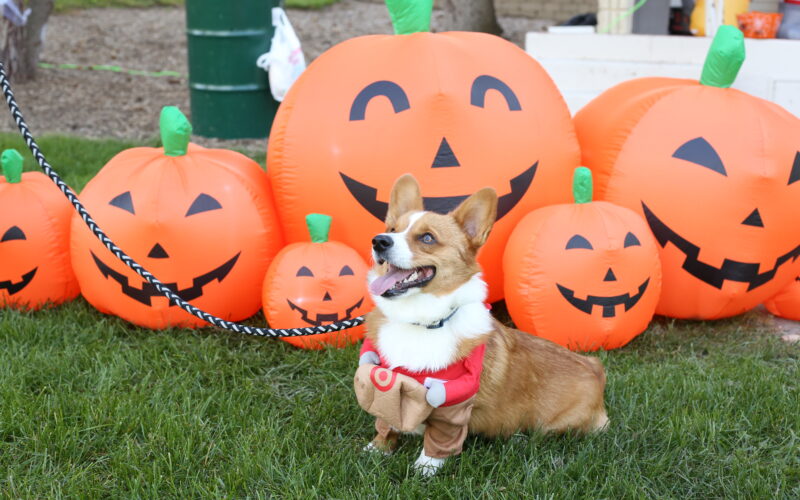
left=55, top=0, right=183, bottom=12
left=0, top=133, right=798, bottom=497
left=54, top=0, right=339, bottom=12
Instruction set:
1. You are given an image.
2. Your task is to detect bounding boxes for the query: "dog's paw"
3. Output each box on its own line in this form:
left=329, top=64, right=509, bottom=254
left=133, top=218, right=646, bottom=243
left=363, top=441, right=394, bottom=456
left=413, top=449, right=446, bottom=477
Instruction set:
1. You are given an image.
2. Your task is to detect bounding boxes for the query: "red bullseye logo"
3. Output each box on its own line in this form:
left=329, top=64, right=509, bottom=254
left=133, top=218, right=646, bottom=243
left=370, top=366, right=398, bottom=392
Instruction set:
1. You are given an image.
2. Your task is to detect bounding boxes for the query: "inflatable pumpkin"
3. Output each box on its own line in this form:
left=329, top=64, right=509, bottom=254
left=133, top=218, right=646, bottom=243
left=71, top=107, right=284, bottom=329
left=764, top=278, right=800, bottom=321
left=504, top=167, right=661, bottom=351
left=263, top=214, right=372, bottom=349
left=267, top=0, right=579, bottom=303
left=0, top=149, right=79, bottom=309
left=574, top=26, right=800, bottom=319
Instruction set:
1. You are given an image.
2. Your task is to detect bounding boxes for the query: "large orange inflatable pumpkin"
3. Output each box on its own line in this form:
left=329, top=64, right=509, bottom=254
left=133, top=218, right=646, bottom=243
left=574, top=26, right=800, bottom=319
left=504, top=167, right=661, bottom=351
left=71, top=107, right=284, bottom=329
left=263, top=214, right=372, bottom=349
left=0, top=149, right=79, bottom=309
left=764, top=277, right=800, bottom=321
left=267, top=0, right=579, bottom=303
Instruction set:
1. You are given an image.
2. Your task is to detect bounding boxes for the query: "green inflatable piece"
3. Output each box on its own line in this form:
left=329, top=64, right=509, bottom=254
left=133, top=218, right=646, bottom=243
left=700, top=25, right=745, bottom=89
left=572, top=166, right=593, bottom=204
left=306, top=213, right=332, bottom=243
left=160, top=106, right=193, bottom=157
left=1, top=149, right=23, bottom=184
left=385, top=0, right=433, bottom=34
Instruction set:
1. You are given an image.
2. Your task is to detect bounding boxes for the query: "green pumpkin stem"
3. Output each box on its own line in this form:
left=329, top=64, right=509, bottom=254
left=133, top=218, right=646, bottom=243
left=385, top=0, right=432, bottom=35
left=1, top=149, right=23, bottom=184
left=699, top=25, right=745, bottom=89
left=573, top=167, right=593, bottom=204
left=160, top=106, right=192, bottom=157
left=306, top=214, right=332, bottom=243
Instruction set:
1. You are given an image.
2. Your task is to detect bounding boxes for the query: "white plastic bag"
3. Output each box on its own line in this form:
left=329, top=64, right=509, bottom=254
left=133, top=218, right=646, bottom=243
left=256, top=7, right=306, bottom=102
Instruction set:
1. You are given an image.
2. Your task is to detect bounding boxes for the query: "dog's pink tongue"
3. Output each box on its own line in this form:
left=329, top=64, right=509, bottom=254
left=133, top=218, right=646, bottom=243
left=369, top=268, right=413, bottom=296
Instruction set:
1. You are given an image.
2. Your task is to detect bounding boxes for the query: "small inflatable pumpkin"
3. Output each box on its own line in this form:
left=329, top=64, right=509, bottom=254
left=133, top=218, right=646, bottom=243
left=764, top=278, right=800, bottom=321
left=263, top=214, right=372, bottom=349
left=574, top=26, right=800, bottom=319
left=0, top=149, right=79, bottom=309
left=267, top=0, right=579, bottom=303
left=71, top=107, right=284, bottom=329
left=504, top=167, right=661, bottom=351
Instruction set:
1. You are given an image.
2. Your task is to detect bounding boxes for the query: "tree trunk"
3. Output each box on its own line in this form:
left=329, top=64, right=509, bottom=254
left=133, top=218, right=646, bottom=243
left=2, top=0, right=54, bottom=82
left=441, top=0, right=502, bottom=35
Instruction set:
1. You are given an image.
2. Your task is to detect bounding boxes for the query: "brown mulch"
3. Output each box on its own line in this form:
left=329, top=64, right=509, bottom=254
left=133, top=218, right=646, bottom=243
left=0, top=0, right=552, bottom=151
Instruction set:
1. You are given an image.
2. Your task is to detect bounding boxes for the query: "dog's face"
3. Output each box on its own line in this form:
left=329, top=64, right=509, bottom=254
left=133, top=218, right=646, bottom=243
left=368, top=174, right=498, bottom=299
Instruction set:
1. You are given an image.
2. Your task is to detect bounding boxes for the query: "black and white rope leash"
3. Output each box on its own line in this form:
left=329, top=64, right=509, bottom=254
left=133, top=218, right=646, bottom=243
left=0, top=62, right=364, bottom=338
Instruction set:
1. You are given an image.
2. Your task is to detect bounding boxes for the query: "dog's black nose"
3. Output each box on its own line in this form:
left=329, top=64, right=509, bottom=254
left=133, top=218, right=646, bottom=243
left=372, top=234, right=393, bottom=253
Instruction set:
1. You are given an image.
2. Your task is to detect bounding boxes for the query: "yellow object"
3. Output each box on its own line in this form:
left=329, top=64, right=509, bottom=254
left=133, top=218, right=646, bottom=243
left=690, top=0, right=751, bottom=36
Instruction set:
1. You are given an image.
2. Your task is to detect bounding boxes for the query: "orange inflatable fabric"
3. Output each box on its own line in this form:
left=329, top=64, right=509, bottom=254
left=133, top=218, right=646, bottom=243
left=263, top=213, right=372, bottom=349
left=71, top=107, right=285, bottom=329
left=764, top=277, right=800, bottom=321
left=574, top=26, right=800, bottom=320
left=266, top=0, right=579, bottom=303
left=0, top=149, right=79, bottom=309
left=504, top=167, right=661, bottom=351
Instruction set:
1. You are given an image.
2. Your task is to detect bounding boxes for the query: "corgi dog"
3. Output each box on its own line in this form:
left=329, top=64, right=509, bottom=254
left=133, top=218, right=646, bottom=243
left=359, top=174, right=608, bottom=476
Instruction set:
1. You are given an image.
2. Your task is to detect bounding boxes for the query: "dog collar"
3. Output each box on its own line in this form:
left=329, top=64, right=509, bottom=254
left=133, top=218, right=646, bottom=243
left=412, top=307, right=459, bottom=329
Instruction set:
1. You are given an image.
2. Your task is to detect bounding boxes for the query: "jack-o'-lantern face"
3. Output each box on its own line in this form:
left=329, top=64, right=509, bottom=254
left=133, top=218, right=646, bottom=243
left=0, top=225, right=37, bottom=295
left=504, top=169, right=661, bottom=351
left=605, top=90, right=800, bottom=318
left=71, top=107, right=284, bottom=329
left=0, top=150, right=78, bottom=309
left=556, top=230, right=651, bottom=319
left=282, top=262, right=365, bottom=327
left=268, top=31, right=580, bottom=303
left=87, top=190, right=242, bottom=306
left=575, top=27, right=800, bottom=319
left=263, top=214, right=372, bottom=349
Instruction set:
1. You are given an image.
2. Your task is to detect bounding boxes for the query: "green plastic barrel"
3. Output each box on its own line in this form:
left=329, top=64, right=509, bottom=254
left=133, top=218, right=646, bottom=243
left=186, top=0, right=280, bottom=139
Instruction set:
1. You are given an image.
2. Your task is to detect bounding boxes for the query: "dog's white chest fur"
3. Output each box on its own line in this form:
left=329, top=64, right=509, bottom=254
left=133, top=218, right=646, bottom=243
left=372, top=275, right=493, bottom=372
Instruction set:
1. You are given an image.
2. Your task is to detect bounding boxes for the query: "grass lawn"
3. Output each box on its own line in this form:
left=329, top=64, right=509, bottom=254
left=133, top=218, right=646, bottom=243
left=55, top=0, right=338, bottom=12
left=0, top=132, right=798, bottom=497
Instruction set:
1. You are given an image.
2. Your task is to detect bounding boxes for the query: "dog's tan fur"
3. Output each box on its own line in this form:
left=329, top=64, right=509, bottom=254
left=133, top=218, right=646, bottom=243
left=366, top=174, right=608, bottom=446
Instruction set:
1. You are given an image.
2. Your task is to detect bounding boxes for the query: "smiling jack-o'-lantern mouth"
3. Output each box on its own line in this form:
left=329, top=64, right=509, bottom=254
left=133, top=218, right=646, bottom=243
left=642, top=203, right=800, bottom=290
left=286, top=297, right=364, bottom=326
left=0, top=267, right=37, bottom=295
left=557, top=278, right=649, bottom=318
left=339, top=162, right=538, bottom=221
left=90, top=251, right=240, bottom=306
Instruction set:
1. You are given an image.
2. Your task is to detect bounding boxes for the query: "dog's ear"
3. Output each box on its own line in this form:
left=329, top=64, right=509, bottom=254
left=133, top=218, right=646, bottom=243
left=386, top=174, right=423, bottom=227
left=451, top=187, right=498, bottom=249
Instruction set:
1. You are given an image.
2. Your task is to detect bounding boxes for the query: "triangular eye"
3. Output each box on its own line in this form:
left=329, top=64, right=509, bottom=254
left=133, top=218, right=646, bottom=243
left=789, top=152, right=800, bottom=185
left=1, top=225, right=25, bottom=242
left=624, top=232, right=641, bottom=247
left=566, top=234, right=593, bottom=250
left=339, top=265, right=354, bottom=276
left=186, top=193, right=222, bottom=216
left=672, top=137, right=727, bottom=176
left=109, top=191, right=135, bottom=214
left=296, top=266, right=314, bottom=277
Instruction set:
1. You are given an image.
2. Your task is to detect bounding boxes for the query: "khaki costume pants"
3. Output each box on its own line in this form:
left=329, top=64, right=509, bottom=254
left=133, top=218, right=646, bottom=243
left=375, top=397, right=475, bottom=459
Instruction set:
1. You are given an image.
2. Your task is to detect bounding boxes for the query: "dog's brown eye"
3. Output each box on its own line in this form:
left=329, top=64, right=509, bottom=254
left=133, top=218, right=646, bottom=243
left=420, top=233, right=436, bottom=244
left=388, top=227, right=396, bottom=233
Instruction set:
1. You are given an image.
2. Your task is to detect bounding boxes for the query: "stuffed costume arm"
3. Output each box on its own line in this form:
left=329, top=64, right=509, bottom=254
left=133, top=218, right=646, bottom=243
left=430, top=344, right=486, bottom=407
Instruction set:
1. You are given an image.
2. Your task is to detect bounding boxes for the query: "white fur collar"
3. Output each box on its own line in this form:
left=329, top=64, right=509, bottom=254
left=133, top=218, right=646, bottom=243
left=369, top=274, right=493, bottom=372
